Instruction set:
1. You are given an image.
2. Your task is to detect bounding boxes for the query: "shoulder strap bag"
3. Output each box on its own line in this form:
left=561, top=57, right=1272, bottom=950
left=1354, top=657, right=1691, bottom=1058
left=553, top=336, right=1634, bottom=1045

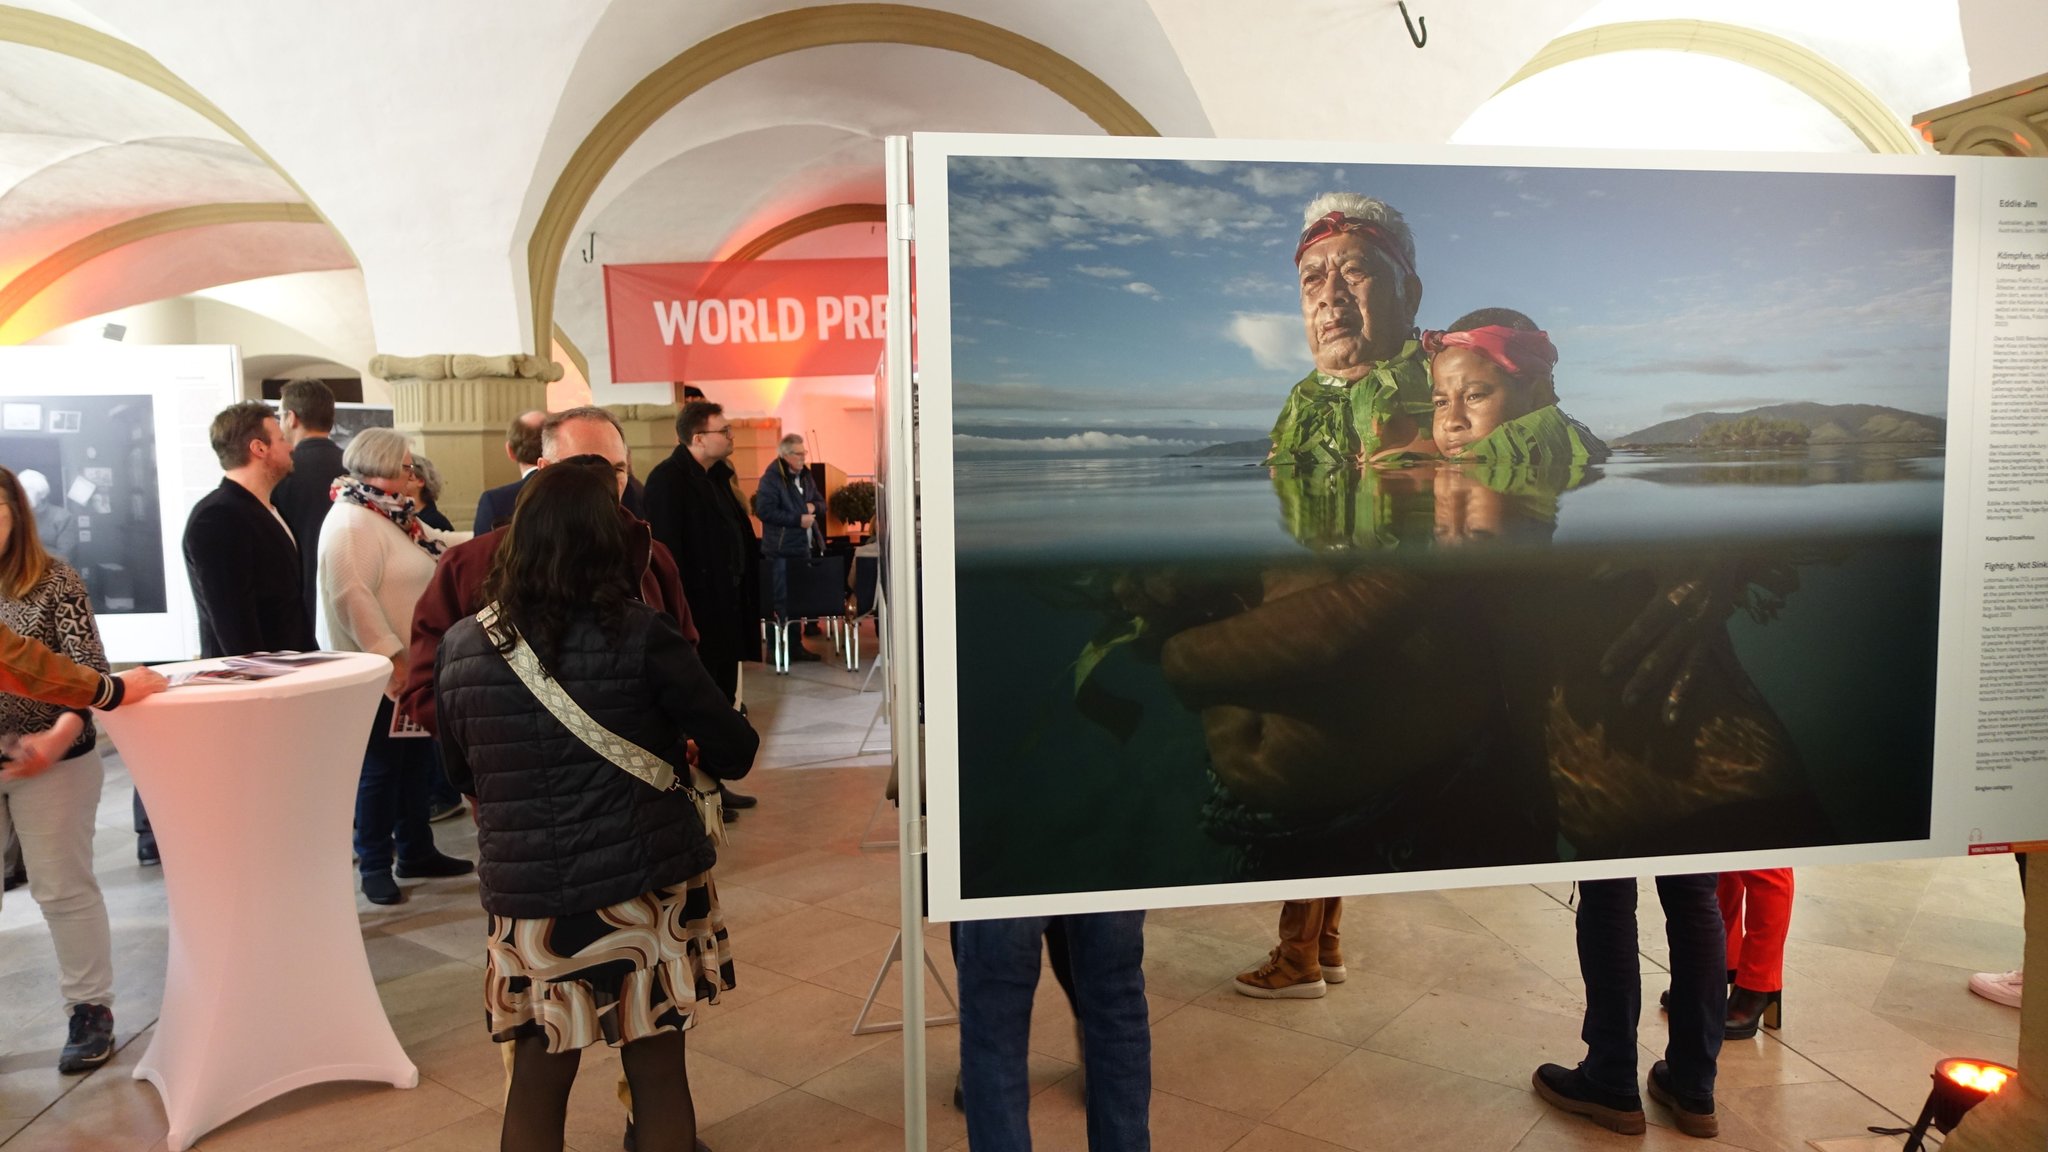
left=475, top=603, right=726, bottom=845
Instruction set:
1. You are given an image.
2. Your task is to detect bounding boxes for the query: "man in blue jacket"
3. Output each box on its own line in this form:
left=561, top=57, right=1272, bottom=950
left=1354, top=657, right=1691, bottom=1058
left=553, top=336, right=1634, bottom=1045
left=752, top=435, right=823, bottom=663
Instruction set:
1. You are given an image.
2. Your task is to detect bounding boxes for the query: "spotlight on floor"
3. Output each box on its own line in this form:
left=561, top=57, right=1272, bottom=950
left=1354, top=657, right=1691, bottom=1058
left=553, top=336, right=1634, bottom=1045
left=1902, top=1058, right=2015, bottom=1151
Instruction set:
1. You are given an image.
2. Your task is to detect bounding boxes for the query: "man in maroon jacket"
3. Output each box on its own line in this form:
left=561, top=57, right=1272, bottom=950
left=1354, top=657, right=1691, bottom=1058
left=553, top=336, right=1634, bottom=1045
left=400, top=407, right=697, bottom=734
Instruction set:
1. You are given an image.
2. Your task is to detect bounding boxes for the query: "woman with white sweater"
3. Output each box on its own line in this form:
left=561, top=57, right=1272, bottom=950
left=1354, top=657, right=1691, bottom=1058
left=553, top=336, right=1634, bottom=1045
left=319, top=428, right=475, bottom=905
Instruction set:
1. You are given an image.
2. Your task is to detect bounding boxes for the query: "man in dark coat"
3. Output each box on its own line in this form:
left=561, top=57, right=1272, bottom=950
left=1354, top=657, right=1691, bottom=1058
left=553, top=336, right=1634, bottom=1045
left=185, top=402, right=316, bottom=659
left=149, top=402, right=314, bottom=862
left=470, top=410, right=545, bottom=532
left=753, top=433, right=823, bottom=661
left=268, top=378, right=347, bottom=627
left=643, top=400, right=758, bottom=810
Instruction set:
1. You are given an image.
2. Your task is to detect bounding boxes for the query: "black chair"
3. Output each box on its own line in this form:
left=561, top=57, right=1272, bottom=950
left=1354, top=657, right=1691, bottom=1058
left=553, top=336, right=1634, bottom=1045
left=763, top=554, right=848, bottom=674
left=838, top=553, right=880, bottom=671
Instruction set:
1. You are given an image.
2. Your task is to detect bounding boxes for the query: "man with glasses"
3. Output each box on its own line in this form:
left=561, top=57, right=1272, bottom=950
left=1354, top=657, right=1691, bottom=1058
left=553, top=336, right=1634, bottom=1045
left=644, top=401, right=761, bottom=811
left=753, top=434, right=824, bottom=663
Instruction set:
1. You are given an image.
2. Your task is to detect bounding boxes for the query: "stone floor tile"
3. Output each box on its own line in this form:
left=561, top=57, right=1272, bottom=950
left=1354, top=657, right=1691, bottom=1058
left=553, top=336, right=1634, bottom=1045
left=1893, top=909, right=2027, bottom=974
left=1149, top=1003, right=1350, bottom=1120
left=696, top=1088, right=906, bottom=1152
left=731, top=903, right=901, bottom=982
left=1361, top=988, right=1585, bottom=1092
left=1267, top=1049, right=1544, bottom=1152
left=1189, top=964, right=1428, bottom=1047
left=1715, top=1080, right=1911, bottom=1152
left=688, top=981, right=893, bottom=1085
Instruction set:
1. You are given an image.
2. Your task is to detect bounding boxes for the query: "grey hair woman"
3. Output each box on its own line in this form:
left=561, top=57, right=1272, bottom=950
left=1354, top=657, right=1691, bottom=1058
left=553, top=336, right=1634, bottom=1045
left=318, top=426, right=474, bottom=904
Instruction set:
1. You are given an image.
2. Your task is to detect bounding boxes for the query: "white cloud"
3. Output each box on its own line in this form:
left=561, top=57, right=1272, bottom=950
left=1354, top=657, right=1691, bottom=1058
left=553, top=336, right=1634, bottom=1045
left=1001, top=272, right=1051, bottom=290
left=1074, top=264, right=1131, bottom=278
left=1181, top=159, right=1231, bottom=175
left=953, top=431, right=1200, bottom=452
left=948, top=156, right=1279, bottom=267
left=1124, top=282, right=1161, bottom=298
left=1236, top=166, right=1319, bottom=198
left=1226, top=311, right=1308, bottom=371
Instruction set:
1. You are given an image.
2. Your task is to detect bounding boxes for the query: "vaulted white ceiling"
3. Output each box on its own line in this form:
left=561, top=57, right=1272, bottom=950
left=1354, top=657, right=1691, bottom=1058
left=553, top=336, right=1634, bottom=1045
left=0, top=0, right=2037, bottom=369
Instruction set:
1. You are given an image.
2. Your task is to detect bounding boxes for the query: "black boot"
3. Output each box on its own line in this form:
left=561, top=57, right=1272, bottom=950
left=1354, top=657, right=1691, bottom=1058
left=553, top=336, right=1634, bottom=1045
left=1724, top=985, right=1782, bottom=1040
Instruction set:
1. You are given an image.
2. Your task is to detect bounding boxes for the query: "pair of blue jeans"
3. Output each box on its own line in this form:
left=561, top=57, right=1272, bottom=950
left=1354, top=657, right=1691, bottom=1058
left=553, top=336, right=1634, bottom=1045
left=1575, top=875, right=1726, bottom=1101
left=955, top=912, right=1150, bottom=1151
left=353, top=697, right=437, bottom=875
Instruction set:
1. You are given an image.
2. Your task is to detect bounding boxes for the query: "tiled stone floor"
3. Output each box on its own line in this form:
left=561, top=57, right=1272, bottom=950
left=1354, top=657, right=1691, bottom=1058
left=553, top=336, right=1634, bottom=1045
left=0, top=635, right=2026, bottom=1150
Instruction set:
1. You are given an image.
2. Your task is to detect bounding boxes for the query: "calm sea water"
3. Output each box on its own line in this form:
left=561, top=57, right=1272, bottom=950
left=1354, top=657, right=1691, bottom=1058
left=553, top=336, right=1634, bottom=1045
left=947, top=447, right=1943, bottom=900
left=951, top=447, right=1944, bottom=563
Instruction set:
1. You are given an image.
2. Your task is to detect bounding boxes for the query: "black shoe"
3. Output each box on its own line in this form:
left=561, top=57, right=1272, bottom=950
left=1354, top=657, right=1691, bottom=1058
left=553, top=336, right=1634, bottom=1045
left=427, top=799, right=466, bottom=823
left=58, top=1003, right=114, bottom=1073
left=719, top=787, right=758, bottom=810
left=1532, top=1063, right=1645, bottom=1136
left=788, top=643, right=822, bottom=662
left=953, top=1075, right=964, bottom=1110
left=3, top=863, right=24, bottom=891
left=396, top=852, right=475, bottom=879
left=1647, top=1060, right=1719, bottom=1138
left=137, top=838, right=159, bottom=867
left=362, top=871, right=404, bottom=905
left=1724, top=985, right=1782, bottom=1040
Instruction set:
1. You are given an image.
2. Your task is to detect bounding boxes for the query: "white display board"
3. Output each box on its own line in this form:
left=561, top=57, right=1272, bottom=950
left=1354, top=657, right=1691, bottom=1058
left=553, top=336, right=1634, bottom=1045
left=0, top=344, right=240, bottom=663
left=904, top=133, right=2048, bottom=921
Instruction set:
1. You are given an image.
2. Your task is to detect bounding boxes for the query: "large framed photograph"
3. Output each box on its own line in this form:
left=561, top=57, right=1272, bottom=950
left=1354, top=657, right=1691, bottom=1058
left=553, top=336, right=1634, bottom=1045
left=908, top=134, right=2030, bottom=920
left=0, top=345, right=240, bottom=662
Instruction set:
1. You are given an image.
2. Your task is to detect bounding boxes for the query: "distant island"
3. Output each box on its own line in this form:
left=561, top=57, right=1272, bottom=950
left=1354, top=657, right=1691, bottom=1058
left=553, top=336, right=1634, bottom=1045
left=1615, top=402, right=1945, bottom=448
left=1176, top=437, right=1272, bottom=458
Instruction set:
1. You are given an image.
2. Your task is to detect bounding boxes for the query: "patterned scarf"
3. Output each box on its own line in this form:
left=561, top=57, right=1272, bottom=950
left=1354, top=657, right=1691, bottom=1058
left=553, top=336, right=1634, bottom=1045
left=331, top=476, right=446, bottom=557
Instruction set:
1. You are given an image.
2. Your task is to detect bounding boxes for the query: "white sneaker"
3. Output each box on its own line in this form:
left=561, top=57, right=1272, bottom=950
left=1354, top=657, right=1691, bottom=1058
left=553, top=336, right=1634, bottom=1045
left=1969, top=969, right=2023, bottom=1008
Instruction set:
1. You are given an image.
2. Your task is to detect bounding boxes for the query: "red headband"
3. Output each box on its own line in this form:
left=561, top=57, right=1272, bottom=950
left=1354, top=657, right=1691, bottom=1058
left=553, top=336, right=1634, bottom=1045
left=1293, top=211, right=1417, bottom=281
left=1421, top=326, right=1560, bottom=379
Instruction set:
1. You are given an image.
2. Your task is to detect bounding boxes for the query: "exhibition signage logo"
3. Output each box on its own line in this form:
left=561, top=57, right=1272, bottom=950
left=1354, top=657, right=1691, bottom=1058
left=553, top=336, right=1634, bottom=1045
left=603, top=257, right=889, bottom=382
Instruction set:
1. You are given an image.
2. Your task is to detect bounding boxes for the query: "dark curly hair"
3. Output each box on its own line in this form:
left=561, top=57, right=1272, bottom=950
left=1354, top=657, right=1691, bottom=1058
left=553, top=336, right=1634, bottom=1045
left=479, top=460, right=634, bottom=671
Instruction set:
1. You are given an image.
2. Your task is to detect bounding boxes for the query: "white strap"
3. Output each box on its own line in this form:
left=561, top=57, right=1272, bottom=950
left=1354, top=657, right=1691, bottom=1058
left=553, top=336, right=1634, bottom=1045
left=477, top=604, right=678, bottom=794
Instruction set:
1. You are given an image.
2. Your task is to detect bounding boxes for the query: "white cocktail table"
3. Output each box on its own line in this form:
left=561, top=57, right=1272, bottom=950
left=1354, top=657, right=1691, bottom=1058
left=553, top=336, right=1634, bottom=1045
left=98, top=652, right=417, bottom=1150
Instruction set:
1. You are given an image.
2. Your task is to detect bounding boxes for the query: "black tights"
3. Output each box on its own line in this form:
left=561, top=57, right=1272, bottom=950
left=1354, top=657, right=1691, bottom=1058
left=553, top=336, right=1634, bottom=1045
left=500, top=1030, right=696, bottom=1152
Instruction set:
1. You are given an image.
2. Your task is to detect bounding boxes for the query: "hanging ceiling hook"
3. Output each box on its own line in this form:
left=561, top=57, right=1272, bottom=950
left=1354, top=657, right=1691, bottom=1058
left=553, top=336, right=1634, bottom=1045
left=1398, top=2, right=1427, bottom=48
left=579, top=231, right=597, bottom=264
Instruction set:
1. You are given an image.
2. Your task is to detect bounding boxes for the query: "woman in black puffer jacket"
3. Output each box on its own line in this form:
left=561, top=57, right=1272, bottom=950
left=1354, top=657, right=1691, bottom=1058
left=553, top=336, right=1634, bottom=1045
left=435, top=464, right=757, bottom=1152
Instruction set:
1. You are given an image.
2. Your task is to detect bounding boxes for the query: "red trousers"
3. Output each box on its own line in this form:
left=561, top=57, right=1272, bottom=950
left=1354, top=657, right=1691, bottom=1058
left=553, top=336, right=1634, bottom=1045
left=1717, top=869, right=1793, bottom=992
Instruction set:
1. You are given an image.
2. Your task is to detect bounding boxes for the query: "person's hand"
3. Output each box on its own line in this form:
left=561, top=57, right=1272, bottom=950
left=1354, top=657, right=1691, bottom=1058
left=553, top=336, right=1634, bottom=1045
left=116, top=666, right=167, bottom=703
left=1597, top=566, right=1743, bottom=725
left=0, top=717, right=82, bottom=781
left=385, top=652, right=409, bottom=700
left=800, top=513, right=816, bottom=528
left=1155, top=567, right=1479, bottom=814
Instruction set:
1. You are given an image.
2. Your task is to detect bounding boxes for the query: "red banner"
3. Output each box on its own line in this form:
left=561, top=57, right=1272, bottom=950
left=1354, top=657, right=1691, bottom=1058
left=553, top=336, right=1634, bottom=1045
left=603, top=258, right=889, bottom=383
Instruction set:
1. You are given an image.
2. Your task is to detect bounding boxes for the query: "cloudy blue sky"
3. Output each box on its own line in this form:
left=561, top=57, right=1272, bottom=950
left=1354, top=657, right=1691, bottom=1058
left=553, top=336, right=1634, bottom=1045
left=943, top=155, right=1955, bottom=450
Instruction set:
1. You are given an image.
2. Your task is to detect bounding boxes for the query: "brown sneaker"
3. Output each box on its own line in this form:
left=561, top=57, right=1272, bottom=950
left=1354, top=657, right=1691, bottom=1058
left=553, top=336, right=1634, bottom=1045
left=1233, top=947, right=1328, bottom=999
left=1318, top=952, right=1347, bottom=984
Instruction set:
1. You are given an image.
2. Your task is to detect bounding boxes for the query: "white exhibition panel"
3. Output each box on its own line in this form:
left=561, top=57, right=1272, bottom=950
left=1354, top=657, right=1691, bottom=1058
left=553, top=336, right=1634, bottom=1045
left=97, top=653, right=412, bottom=1151
left=0, top=343, right=239, bottom=662
left=904, top=132, right=2048, bottom=921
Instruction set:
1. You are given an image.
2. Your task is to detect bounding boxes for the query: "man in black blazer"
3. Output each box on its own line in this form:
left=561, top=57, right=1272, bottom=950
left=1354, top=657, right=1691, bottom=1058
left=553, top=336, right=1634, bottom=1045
left=133, top=403, right=315, bottom=864
left=185, top=402, right=316, bottom=659
left=471, top=410, right=545, bottom=532
left=268, top=379, right=347, bottom=627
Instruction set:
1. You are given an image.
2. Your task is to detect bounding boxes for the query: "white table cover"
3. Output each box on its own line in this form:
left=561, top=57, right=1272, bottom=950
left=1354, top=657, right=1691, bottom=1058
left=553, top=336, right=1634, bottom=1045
left=98, top=652, right=417, bottom=1150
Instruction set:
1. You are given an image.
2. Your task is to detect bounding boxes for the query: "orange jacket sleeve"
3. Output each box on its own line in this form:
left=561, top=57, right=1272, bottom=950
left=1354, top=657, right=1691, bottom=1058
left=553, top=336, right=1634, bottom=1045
left=0, top=621, right=113, bottom=709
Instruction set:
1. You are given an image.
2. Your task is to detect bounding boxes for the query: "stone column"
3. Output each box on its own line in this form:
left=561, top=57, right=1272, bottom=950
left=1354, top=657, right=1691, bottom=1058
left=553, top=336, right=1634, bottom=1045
left=1924, top=71, right=2046, bottom=1152
left=601, top=403, right=681, bottom=486
left=1917, top=70, right=2047, bottom=156
left=370, top=353, right=561, bottom=533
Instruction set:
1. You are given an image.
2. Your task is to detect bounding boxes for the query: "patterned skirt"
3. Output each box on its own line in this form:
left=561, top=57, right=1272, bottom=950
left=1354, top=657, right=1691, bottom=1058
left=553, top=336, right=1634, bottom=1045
left=484, top=872, right=734, bottom=1053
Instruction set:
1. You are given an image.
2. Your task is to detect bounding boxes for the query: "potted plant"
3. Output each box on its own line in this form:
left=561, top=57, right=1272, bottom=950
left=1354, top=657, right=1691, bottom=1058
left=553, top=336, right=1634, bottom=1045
left=829, top=479, right=878, bottom=535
